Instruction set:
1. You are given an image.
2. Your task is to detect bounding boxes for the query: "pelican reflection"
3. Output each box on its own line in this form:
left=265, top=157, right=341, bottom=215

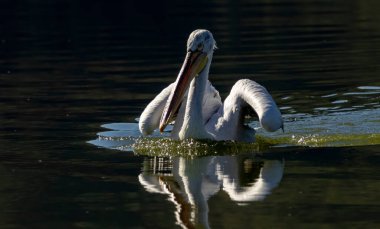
left=139, top=154, right=284, bottom=228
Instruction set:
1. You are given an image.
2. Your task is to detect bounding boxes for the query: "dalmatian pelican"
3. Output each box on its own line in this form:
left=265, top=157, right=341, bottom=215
left=139, top=29, right=283, bottom=142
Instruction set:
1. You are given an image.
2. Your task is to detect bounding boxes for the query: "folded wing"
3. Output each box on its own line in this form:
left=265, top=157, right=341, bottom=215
left=207, top=79, right=283, bottom=141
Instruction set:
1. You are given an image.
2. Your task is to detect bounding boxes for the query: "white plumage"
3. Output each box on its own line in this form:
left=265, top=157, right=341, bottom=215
left=139, top=29, right=283, bottom=142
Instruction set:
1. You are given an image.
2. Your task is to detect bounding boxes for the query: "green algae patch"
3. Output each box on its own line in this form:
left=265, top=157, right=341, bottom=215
left=262, top=133, right=380, bottom=148
left=116, top=133, right=380, bottom=157
left=132, top=136, right=274, bottom=158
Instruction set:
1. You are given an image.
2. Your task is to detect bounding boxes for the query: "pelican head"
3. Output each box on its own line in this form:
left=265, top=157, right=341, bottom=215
left=159, top=29, right=216, bottom=132
left=186, top=29, right=217, bottom=55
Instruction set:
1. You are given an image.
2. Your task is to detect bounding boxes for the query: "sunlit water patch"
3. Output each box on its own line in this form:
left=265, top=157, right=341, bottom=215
left=89, top=108, right=380, bottom=156
left=257, top=108, right=380, bottom=147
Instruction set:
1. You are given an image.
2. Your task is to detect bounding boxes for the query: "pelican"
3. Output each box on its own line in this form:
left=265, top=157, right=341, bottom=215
left=139, top=29, right=283, bottom=142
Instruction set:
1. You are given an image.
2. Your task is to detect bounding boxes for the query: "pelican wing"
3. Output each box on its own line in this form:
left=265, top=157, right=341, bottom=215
left=139, top=83, right=175, bottom=135
left=207, top=79, right=283, bottom=141
left=234, top=79, right=283, bottom=132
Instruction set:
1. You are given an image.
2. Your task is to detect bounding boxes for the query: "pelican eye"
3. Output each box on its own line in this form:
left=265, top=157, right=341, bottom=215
left=197, top=43, right=204, bottom=51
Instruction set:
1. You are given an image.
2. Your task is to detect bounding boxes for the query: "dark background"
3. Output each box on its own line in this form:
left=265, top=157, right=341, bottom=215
left=0, top=0, right=379, bottom=228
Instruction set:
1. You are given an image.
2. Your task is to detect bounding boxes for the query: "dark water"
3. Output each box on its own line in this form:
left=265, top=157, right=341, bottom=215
left=1, top=0, right=380, bottom=228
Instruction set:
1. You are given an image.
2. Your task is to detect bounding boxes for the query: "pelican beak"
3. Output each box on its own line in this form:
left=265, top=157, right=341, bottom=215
left=159, top=51, right=208, bottom=132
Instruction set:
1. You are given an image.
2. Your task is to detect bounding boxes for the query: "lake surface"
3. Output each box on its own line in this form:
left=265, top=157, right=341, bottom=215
left=1, top=0, right=379, bottom=228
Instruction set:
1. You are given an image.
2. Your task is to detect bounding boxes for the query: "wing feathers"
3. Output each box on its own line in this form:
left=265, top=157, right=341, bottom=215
left=139, top=83, right=175, bottom=135
left=231, top=79, right=283, bottom=132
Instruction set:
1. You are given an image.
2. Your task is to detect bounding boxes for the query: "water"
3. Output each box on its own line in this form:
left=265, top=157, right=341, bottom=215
left=1, top=0, right=380, bottom=228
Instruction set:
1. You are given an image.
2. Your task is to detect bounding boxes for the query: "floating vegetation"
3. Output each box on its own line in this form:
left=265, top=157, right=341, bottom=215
left=89, top=129, right=380, bottom=157
left=130, top=133, right=380, bottom=157
left=286, top=133, right=380, bottom=147
left=132, top=136, right=274, bottom=158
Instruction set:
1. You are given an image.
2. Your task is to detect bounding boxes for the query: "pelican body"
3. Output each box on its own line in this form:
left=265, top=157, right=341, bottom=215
left=139, top=29, right=283, bottom=142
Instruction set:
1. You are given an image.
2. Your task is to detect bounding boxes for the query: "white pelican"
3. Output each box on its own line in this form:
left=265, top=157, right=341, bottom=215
left=139, top=29, right=283, bottom=142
